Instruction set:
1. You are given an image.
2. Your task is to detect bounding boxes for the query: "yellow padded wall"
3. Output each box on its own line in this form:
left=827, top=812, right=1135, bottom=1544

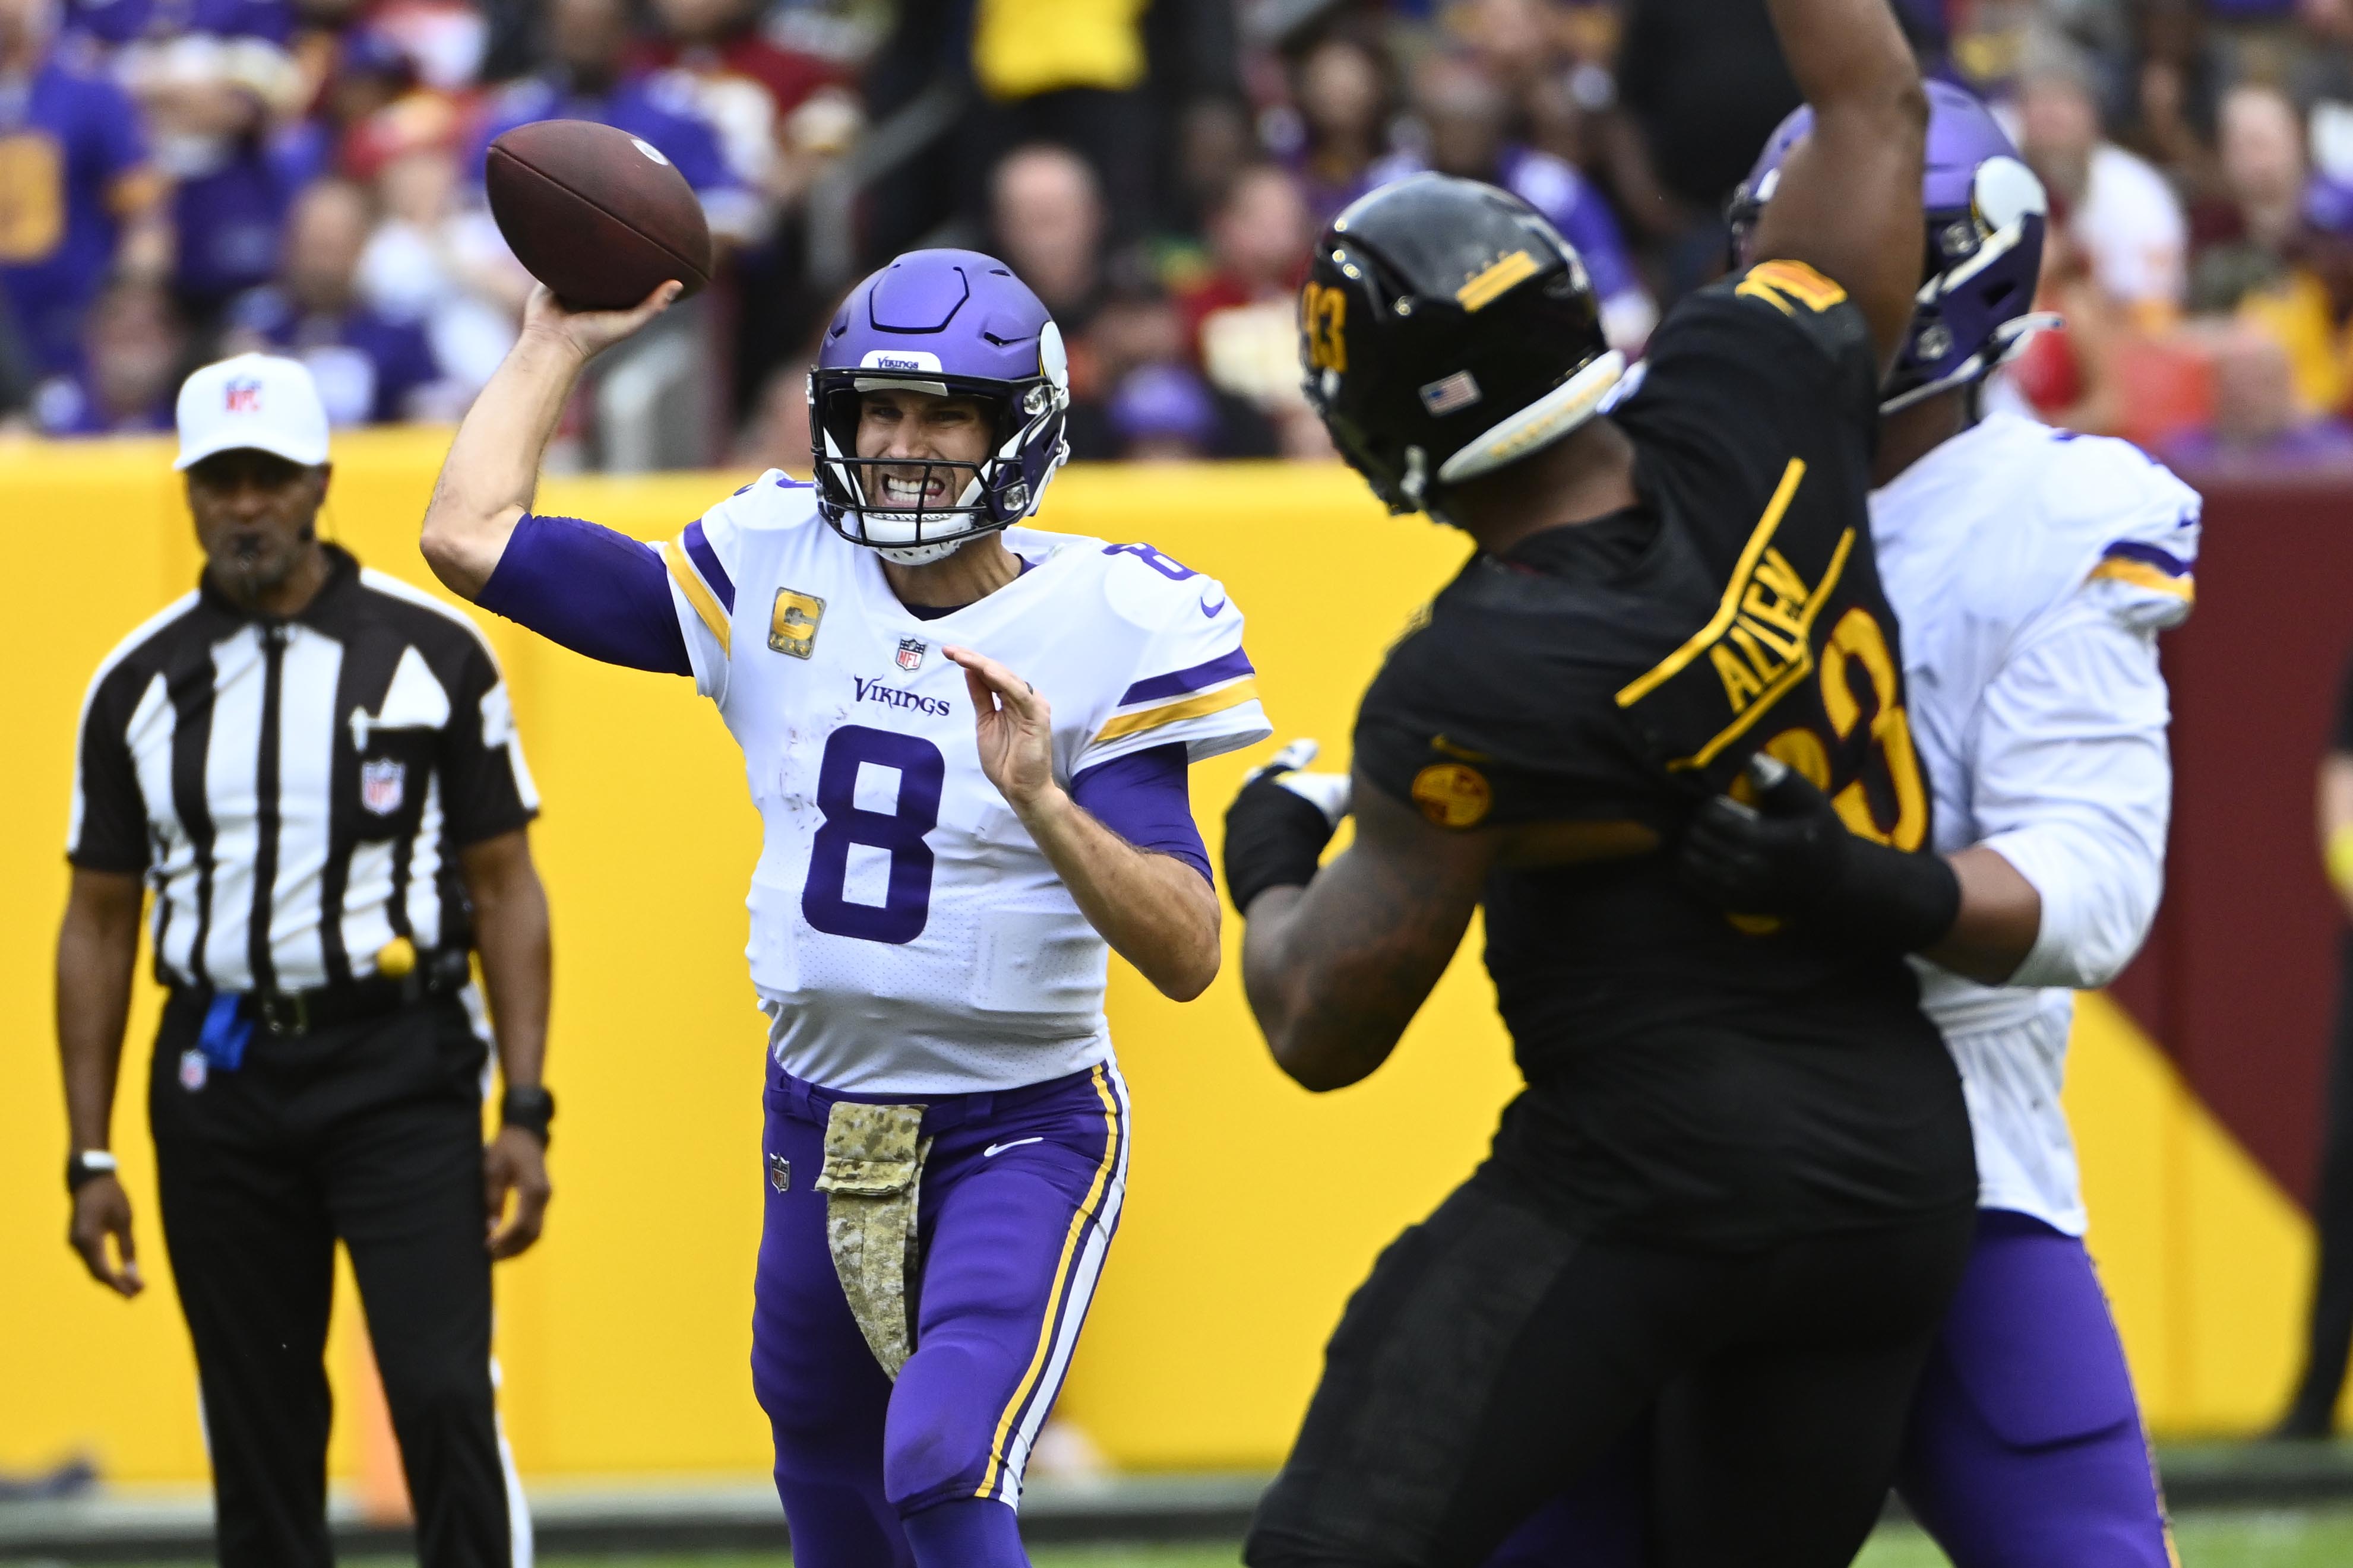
left=0, top=435, right=2319, bottom=1484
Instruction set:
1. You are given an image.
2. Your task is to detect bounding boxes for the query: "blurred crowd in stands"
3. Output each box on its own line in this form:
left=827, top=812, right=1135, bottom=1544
left=9, top=0, right=2353, bottom=469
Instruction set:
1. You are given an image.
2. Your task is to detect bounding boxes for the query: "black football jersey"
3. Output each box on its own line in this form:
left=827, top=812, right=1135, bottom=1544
left=1354, top=261, right=1974, bottom=1247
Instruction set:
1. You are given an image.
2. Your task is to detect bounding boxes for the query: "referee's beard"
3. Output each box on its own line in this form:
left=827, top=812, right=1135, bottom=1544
left=188, top=451, right=331, bottom=617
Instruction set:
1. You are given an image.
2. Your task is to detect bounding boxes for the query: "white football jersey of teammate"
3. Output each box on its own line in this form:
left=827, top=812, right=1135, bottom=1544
left=657, top=473, right=1271, bottom=1095
left=1873, top=410, right=2199, bottom=1234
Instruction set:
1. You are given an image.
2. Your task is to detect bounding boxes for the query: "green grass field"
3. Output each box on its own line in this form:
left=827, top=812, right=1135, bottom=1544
left=375, top=1507, right=2353, bottom=1568
left=691, top=1509, right=2353, bottom=1567
left=79, top=1510, right=2353, bottom=1567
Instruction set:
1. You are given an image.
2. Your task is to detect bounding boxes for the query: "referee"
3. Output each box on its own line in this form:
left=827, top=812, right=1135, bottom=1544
left=56, top=353, right=552, bottom=1568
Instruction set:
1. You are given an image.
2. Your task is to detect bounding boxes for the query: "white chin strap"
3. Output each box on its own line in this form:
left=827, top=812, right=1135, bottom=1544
left=1438, top=351, right=1627, bottom=486
left=877, top=538, right=969, bottom=566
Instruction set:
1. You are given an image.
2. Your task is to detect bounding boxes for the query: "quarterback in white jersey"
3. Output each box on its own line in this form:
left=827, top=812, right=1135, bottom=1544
left=674, top=473, right=1264, bottom=1094
left=419, top=250, right=1266, bottom=1568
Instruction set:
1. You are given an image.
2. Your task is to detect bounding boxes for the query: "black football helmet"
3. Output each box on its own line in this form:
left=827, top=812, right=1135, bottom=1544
left=1300, top=173, right=1622, bottom=523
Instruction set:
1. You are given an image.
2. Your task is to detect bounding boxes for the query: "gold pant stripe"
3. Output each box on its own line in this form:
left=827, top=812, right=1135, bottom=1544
left=973, top=1065, right=1124, bottom=1500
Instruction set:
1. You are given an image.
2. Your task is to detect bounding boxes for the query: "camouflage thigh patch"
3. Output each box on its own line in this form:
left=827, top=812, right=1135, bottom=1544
left=814, top=1101, right=932, bottom=1379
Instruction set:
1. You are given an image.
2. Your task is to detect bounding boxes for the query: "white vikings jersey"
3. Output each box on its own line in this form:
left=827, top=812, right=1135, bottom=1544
left=1872, top=410, right=2199, bottom=1233
left=657, top=473, right=1271, bottom=1095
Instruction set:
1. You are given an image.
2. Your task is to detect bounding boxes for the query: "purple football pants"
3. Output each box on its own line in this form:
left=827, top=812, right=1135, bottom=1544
left=750, top=1059, right=1131, bottom=1568
left=1488, top=1211, right=2175, bottom=1568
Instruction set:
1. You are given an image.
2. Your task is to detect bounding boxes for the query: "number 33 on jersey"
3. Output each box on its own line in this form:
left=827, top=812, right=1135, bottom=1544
left=657, top=473, right=1272, bottom=1094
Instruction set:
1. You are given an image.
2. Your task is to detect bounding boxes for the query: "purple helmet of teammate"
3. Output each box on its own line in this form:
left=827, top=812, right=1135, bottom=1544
left=1729, top=79, right=2054, bottom=414
left=808, top=248, right=1071, bottom=563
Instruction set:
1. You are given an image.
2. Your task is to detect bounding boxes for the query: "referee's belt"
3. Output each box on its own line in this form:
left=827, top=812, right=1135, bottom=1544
left=186, top=945, right=471, bottom=1038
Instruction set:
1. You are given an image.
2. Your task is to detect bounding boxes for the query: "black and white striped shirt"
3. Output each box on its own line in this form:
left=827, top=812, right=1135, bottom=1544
left=69, top=546, right=539, bottom=995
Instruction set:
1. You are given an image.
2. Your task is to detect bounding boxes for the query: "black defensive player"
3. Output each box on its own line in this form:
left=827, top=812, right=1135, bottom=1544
left=1220, top=0, right=1975, bottom=1564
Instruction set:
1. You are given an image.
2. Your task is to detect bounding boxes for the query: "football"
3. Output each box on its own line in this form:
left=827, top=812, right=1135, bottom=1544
left=485, top=119, right=713, bottom=312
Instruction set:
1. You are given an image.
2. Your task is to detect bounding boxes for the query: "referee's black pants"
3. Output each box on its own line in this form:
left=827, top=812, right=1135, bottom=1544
left=149, top=989, right=518, bottom=1568
left=2286, top=928, right=2353, bottom=1433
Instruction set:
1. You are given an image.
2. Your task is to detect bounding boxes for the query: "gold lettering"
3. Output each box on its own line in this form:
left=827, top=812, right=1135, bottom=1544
left=1301, top=284, right=1349, bottom=372
left=1732, top=610, right=1801, bottom=667
left=1726, top=623, right=1789, bottom=683
left=1753, top=549, right=1812, bottom=605
left=1744, top=549, right=1814, bottom=639
left=1742, top=583, right=1804, bottom=641
left=1818, top=606, right=1929, bottom=851
left=1710, top=642, right=1766, bottom=714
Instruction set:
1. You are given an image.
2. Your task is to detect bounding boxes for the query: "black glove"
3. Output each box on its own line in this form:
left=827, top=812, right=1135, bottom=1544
left=1678, top=756, right=1960, bottom=955
left=1223, top=739, right=1349, bottom=917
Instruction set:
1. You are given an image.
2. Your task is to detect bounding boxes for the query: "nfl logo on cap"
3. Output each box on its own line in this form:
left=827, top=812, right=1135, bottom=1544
left=175, top=353, right=333, bottom=471
left=896, top=638, right=926, bottom=672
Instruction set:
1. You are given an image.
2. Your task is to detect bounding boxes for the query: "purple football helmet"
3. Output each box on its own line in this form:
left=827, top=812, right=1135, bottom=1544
left=1729, top=79, right=2053, bottom=413
left=808, top=248, right=1070, bottom=563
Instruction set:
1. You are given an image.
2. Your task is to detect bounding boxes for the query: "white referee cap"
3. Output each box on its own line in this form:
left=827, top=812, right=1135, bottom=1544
left=175, top=353, right=332, bottom=471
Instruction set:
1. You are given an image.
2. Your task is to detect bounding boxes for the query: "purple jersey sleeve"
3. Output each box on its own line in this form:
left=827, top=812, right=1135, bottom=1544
left=1070, top=743, right=1210, bottom=883
left=476, top=514, right=694, bottom=676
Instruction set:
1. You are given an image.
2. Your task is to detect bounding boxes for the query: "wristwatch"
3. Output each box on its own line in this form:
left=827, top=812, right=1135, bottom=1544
left=66, top=1150, right=119, bottom=1193
left=501, top=1085, right=555, bottom=1147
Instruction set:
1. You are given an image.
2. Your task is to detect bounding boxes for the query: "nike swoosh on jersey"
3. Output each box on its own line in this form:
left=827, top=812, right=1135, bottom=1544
left=1200, top=594, right=1227, bottom=617
left=983, top=1137, right=1045, bottom=1158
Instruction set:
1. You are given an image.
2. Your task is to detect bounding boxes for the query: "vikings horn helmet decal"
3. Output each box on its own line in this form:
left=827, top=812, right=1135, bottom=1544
left=1729, top=79, right=2055, bottom=414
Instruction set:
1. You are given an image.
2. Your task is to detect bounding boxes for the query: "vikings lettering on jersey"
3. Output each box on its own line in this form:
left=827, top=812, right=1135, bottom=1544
left=660, top=473, right=1271, bottom=1096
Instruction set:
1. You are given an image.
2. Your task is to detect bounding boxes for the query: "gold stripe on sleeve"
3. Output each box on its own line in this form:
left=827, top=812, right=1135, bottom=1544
left=1092, top=679, right=1262, bottom=744
left=661, top=538, right=732, bottom=655
left=2089, top=558, right=2195, bottom=602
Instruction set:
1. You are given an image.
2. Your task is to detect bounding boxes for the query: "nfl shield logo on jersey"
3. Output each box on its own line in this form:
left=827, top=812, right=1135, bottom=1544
left=180, top=1048, right=208, bottom=1092
left=896, top=637, right=926, bottom=672
left=360, top=758, right=406, bottom=815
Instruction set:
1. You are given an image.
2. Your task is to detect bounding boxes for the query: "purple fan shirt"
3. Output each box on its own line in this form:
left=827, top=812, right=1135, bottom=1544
left=173, top=128, right=321, bottom=307
left=0, top=49, right=151, bottom=373
left=227, top=287, right=442, bottom=425
left=58, top=0, right=308, bottom=306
